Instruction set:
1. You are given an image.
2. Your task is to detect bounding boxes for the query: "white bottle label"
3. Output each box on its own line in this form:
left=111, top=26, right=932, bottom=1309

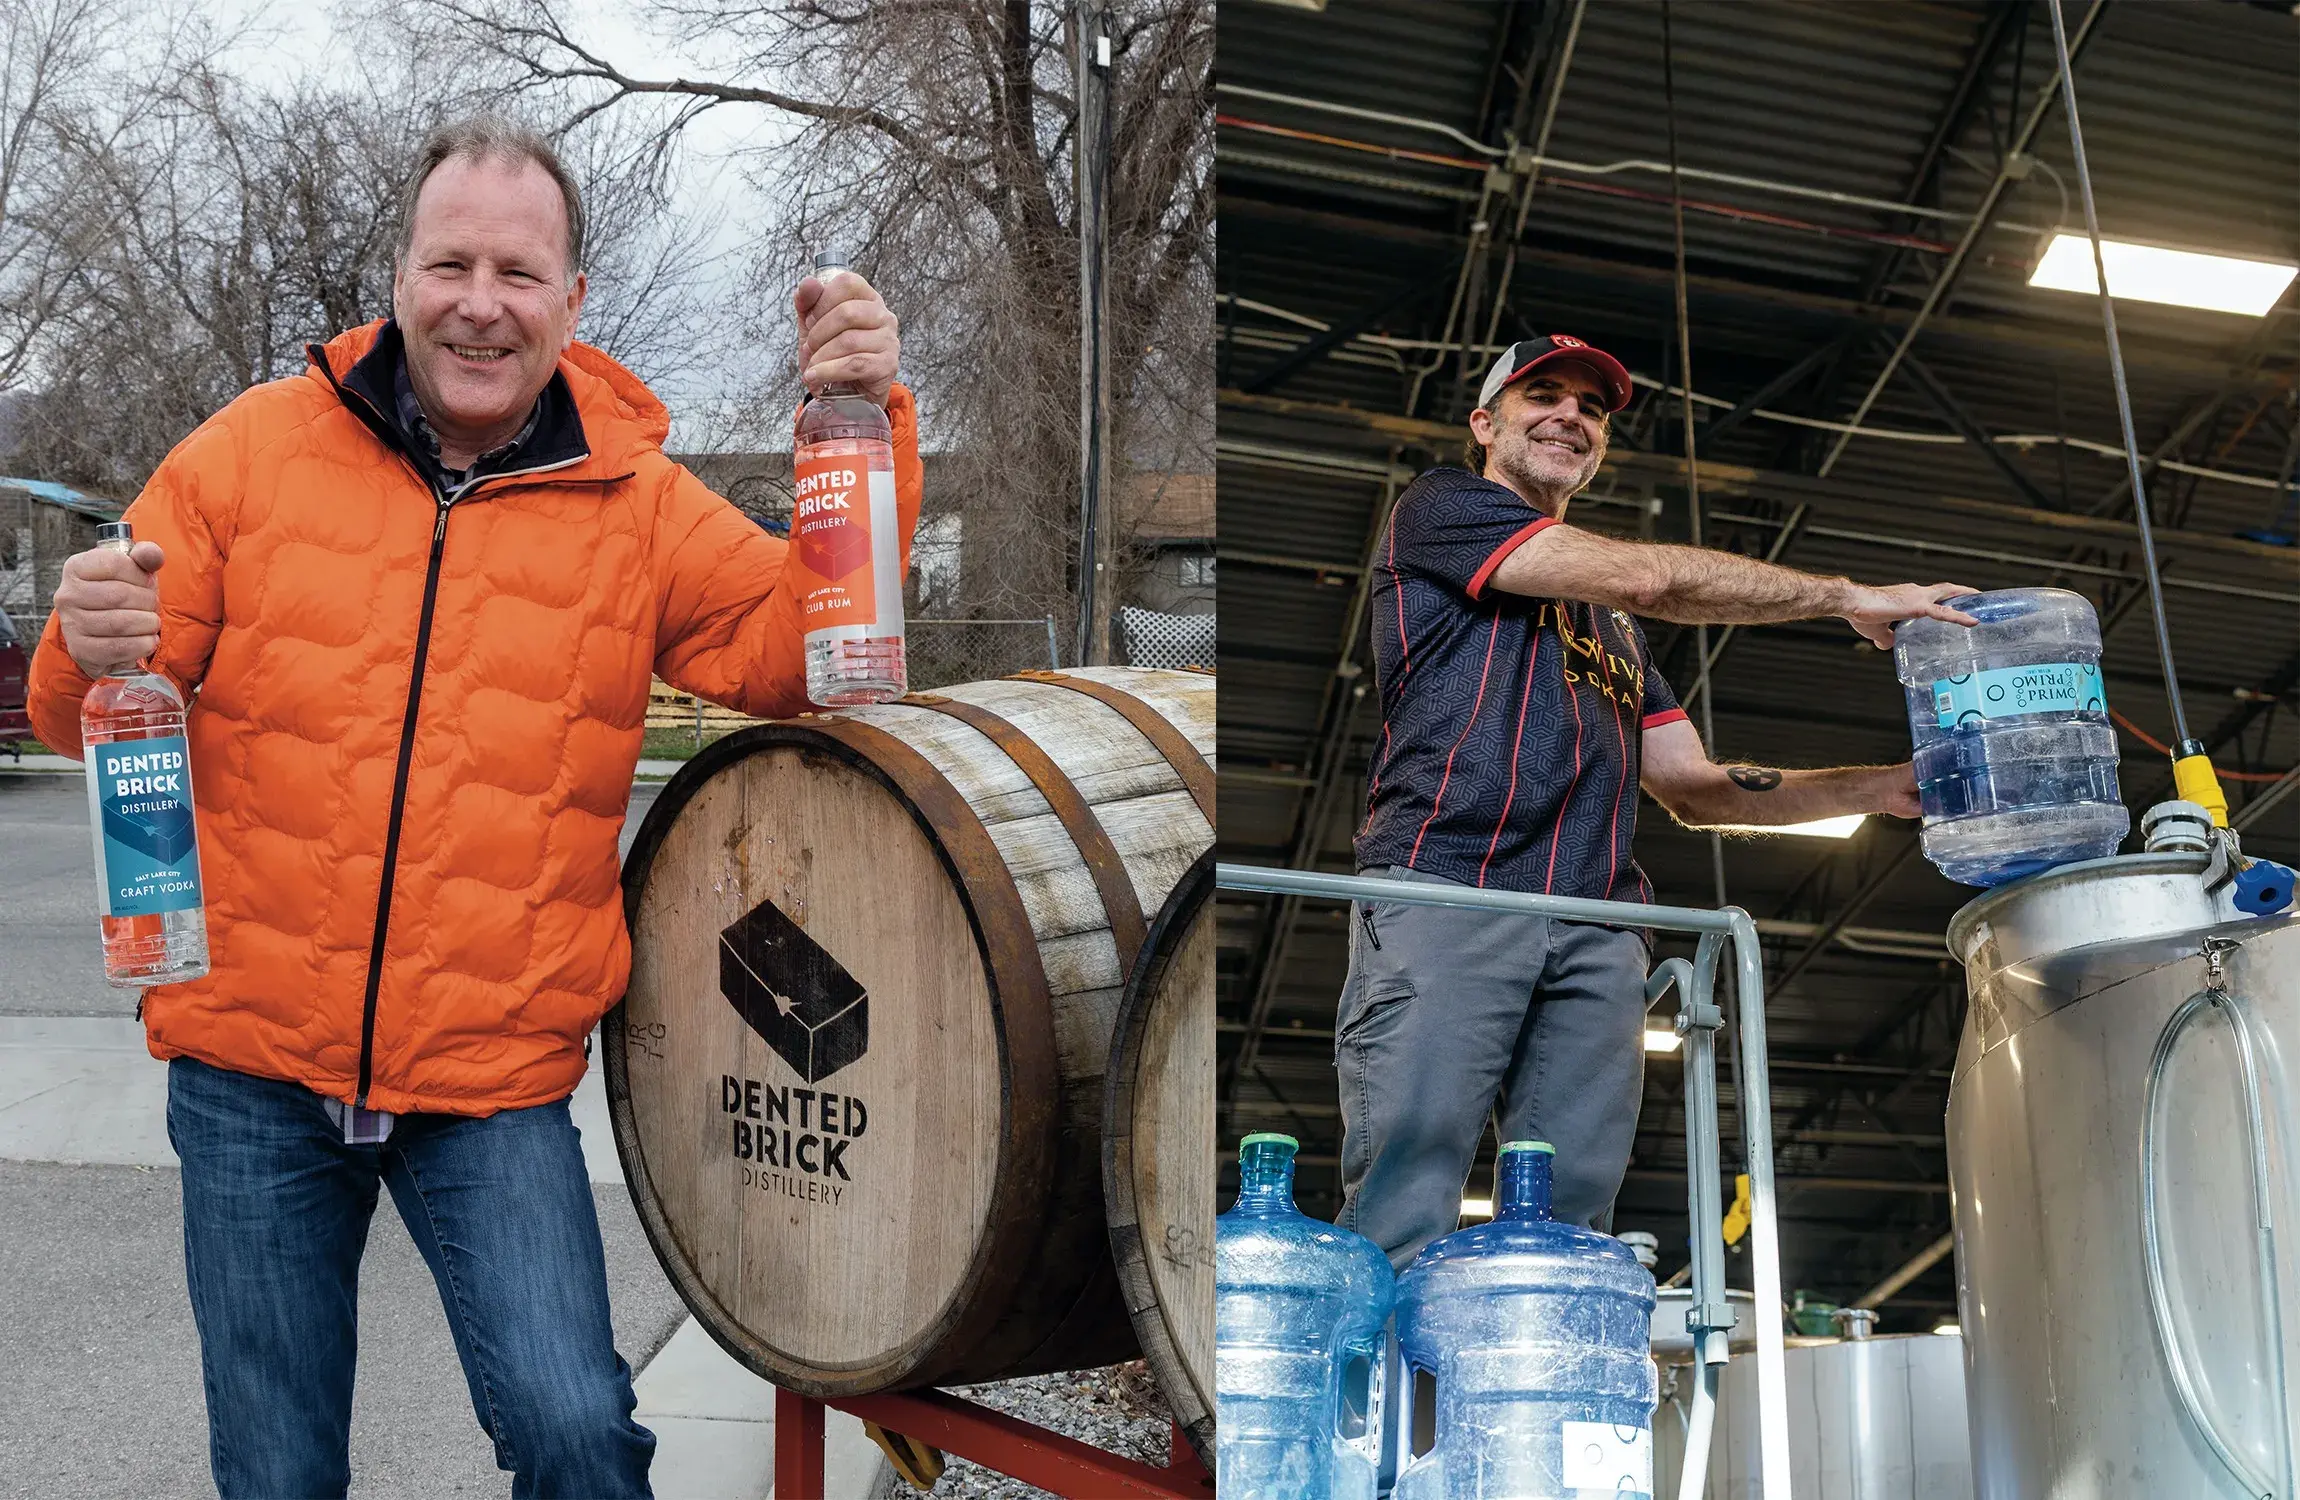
left=793, top=455, right=902, bottom=643
left=1560, top=1419, right=1652, bottom=1493
left=88, top=735, right=202, bottom=917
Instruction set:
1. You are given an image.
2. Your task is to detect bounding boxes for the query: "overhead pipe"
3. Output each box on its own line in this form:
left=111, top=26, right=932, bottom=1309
left=1217, top=82, right=2049, bottom=233
left=1473, top=0, right=1590, bottom=377
left=1215, top=432, right=2297, bottom=603
left=1219, top=117, right=1964, bottom=256
left=1221, top=295, right=2300, bottom=493
left=1813, top=0, right=2111, bottom=478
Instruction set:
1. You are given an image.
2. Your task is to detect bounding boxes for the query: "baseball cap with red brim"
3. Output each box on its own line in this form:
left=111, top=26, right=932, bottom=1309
left=1477, top=335, right=1634, bottom=414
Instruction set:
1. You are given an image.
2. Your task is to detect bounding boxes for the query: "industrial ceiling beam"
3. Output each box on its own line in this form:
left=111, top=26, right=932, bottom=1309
left=1778, top=1, right=2036, bottom=471
left=1221, top=390, right=2300, bottom=574
left=1814, top=0, right=2111, bottom=478
left=1701, top=340, right=1851, bottom=447
left=1218, top=200, right=2296, bottom=395
left=1222, top=457, right=1401, bottom=1101
left=1241, top=276, right=1437, bottom=395
left=1853, top=1229, right=1958, bottom=1308
left=1903, top=353, right=2063, bottom=511
left=1770, top=838, right=1927, bottom=995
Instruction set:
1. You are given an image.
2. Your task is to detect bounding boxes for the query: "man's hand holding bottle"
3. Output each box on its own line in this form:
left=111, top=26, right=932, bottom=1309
left=55, top=539, right=168, bottom=679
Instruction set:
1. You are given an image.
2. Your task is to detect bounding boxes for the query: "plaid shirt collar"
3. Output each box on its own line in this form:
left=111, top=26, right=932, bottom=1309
left=392, top=349, right=543, bottom=489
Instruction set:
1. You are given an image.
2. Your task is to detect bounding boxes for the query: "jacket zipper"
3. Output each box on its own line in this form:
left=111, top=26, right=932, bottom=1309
left=355, top=487, right=456, bottom=1107
left=312, top=346, right=629, bottom=1107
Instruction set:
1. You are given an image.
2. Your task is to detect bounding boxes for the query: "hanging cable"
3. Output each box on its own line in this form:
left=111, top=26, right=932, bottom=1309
left=2046, top=0, right=2230, bottom=825
left=1660, top=0, right=1731, bottom=916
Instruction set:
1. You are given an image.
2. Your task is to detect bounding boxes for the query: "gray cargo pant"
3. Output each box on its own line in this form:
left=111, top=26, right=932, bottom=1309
left=1334, top=866, right=1650, bottom=1270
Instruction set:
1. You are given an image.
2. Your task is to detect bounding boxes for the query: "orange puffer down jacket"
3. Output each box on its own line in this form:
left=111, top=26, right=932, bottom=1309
left=29, top=320, right=922, bottom=1115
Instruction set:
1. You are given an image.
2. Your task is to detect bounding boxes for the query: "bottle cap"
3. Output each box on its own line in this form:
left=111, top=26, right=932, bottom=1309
left=1239, top=1132, right=1298, bottom=1154
left=1499, top=1139, right=1556, bottom=1155
left=813, top=251, right=847, bottom=275
left=96, top=521, right=132, bottom=544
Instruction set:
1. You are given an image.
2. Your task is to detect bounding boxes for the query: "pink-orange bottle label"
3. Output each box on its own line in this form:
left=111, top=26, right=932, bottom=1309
left=791, top=452, right=878, bottom=628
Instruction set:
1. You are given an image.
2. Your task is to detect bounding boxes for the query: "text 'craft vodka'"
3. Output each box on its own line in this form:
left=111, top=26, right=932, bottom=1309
left=794, top=251, right=905, bottom=706
left=80, top=521, right=208, bottom=986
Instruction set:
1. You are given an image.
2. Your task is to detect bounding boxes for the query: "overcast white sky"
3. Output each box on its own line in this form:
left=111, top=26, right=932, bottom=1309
left=202, top=0, right=806, bottom=443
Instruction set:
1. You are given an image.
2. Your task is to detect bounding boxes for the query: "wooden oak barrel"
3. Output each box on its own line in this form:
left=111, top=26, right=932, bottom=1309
left=606, top=666, right=1214, bottom=1396
left=1103, top=852, right=1216, bottom=1464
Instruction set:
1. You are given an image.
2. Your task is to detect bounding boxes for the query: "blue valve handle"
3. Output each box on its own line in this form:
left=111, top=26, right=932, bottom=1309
left=2234, top=856, right=2297, bottom=916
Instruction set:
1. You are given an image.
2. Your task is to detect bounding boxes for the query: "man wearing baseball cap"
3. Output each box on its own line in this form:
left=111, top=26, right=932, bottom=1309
left=1336, top=333, right=1978, bottom=1267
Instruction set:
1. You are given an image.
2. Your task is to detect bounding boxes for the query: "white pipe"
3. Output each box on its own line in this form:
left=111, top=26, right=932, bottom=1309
left=1218, top=82, right=1505, bottom=157
left=1216, top=296, right=2296, bottom=494
left=1215, top=82, right=2053, bottom=237
left=1677, top=1361, right=1720, bottom=1500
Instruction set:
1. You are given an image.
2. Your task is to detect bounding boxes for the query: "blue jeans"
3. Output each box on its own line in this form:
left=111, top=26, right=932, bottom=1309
left=166, top=1057, right=656, bottom=1499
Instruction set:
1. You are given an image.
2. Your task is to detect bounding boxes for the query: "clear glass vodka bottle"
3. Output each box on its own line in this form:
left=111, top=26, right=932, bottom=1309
left=795, top=251, right=905, bottom=706
left=80, top=521, right=208, bottom=986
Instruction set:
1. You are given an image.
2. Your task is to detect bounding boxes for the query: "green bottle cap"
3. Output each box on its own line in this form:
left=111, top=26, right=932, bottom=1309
left=1239, top=1132, right=1298, bottom=1153
left=1500, top=1139, right=1557, bottom=1155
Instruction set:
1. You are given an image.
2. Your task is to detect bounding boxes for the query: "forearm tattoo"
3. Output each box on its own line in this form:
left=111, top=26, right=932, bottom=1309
left=1727, top=766, right=1783, bottom=792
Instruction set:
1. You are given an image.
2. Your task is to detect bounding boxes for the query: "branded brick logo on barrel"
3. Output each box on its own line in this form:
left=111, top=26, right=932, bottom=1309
left=716, top=895, right=873, bottom=1209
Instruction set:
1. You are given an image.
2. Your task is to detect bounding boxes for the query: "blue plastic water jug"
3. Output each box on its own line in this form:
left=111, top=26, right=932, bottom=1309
left=1215, top=1133, right=1394, bottom=1499
left=1393, top=1141, right=1657, bottom=1500
left=1893, top=587, right=2129, bottom=887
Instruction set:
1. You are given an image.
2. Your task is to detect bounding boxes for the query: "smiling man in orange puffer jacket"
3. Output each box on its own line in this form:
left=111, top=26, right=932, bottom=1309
left=28, top=117, right=921, bottom=1499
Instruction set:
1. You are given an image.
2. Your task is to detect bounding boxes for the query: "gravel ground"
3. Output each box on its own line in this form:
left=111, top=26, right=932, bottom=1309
left=868, top=1362, right=1178, bottom=1499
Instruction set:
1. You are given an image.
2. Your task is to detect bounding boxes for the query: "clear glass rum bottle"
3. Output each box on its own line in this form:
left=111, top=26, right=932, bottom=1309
left=793, top=251, right=906, bottom=706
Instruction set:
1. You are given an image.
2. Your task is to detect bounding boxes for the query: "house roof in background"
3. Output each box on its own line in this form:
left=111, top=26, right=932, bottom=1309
left=0, top=478, right=123, bottom=521
left=1124, top=473, right=1215, bottom=540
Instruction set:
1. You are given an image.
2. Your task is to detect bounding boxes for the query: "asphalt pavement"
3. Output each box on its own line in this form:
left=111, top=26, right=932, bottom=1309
left=0, top=767, right=719, bottom=1498
left=1, top=774, right=137, bottom=1017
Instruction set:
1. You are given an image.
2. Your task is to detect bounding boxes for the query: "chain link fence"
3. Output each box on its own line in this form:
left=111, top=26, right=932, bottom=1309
left=643, top=616, right=1065, bottom=758
left=906, top=616, right=1063, bottom=689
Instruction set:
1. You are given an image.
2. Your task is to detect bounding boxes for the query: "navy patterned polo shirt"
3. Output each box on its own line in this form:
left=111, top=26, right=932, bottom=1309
left=1355, top=466, right=1686, bottom=901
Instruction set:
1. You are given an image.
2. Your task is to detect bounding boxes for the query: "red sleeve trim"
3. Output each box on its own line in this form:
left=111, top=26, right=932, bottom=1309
left=1642, top=709, right=1689, bottom=730
left=1466, top=516, right=1559, bottom=600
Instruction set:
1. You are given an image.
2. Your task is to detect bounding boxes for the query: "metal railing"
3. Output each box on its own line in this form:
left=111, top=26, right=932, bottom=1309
left=1214, top=862, right=1791, bottom=1500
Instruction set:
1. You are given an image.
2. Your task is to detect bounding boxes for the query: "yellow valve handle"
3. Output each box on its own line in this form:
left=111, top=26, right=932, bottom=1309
left=865, top=1421, right=947, bottom=1491
left=1721, top=1172, right=1753, bottom=1247
left=2174, top=754, right=2229, bottom=830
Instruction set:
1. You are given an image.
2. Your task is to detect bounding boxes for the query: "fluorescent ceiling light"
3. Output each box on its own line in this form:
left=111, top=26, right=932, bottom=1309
left=1933, top=1320, right=1963, bottom=1337
left=2028, top=233, right=2296, bottom=316
left=1644, top=1028, right=1684, bottom=1054
left=1460, top=1197, right=1493, bottom=1218
left=1714, top=814, right=1867, bottom=840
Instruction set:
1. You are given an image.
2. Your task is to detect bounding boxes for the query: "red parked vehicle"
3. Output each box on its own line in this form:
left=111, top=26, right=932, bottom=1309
left=0, top=609, right=33, bottom=755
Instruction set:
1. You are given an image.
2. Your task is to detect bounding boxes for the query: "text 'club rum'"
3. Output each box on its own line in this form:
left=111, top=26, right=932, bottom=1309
left=793, top=251, right=905, bottom=706
left=81, top=521, right=208, bottom=986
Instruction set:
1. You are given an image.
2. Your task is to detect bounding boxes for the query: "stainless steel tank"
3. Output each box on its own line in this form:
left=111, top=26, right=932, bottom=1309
left=1652, top=1331, right=1972, bottom=1497
left=1947, top=851, right=2300, bottom=1497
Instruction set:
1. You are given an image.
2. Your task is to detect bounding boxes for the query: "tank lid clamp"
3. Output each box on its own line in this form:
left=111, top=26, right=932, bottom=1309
left=2201, top=827, right=2242, bottom=896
